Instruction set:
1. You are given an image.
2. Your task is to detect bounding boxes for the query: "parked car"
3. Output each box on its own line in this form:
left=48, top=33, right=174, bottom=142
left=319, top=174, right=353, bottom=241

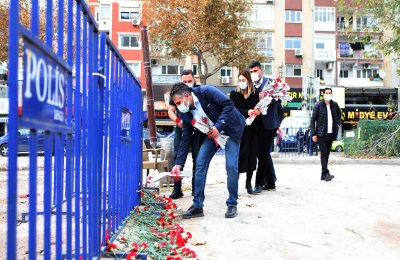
left=331, top=138, right=344, bottom=152
left=0, top=129, right=47, bottom=157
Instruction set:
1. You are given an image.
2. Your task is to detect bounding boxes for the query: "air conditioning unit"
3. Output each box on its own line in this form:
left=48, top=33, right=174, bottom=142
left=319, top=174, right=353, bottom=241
left=326, top=62, right=334, bottom=71
left=132, top=18, right=141, bottom=26
left=363, top=63, right=371, bottom=69
left=221, top=76, right=230, bottom=84
left=151, top=59, right=159, bottom=66
left=266, top=0, right=275, bottom=4
left=295, top=49, right=303, bottom=57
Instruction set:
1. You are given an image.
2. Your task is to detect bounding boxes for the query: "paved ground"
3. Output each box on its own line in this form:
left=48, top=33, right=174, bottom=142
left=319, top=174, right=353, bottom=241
left=158, top=154, right=400, bottom=260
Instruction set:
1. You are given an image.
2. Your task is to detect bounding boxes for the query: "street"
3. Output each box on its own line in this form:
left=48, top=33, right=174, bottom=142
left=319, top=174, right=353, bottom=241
left=167, top=154, right=400, bottom=260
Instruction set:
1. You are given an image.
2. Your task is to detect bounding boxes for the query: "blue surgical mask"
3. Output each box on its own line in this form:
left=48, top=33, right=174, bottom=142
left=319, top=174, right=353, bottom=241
left=186, top=83, right=194, bottom=88
left=177, top=97, right=190, bottom=113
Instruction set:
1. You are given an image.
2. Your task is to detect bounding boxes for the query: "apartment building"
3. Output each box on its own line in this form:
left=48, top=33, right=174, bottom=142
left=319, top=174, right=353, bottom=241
left=88, top=0, right=145, bottom=87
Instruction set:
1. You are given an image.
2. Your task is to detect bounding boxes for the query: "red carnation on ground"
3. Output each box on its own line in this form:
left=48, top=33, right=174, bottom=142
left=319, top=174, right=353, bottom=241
left=126, top=251, right=137, bottom=260
left=105, top=243, right=117, bottom=252
left=140, top=241, right=147, bottom=250
left=131, top=242, right=138, bottom=252
left=176, top=233, right=186, bottom=248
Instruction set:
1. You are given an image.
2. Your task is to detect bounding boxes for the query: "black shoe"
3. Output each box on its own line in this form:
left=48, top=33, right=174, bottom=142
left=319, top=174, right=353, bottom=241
left=169, top=190, right=183, bottom=199
left=225, top=205, right=237, bottom=218
left=245, top=182, right=254, bottom=194
left=321, top=174, right=335, bottom=181
left=262, top=184, right=276, bottom=191
left=253, top=186, right=263, bottom=194
left=182, top=205, right=204, bottom=219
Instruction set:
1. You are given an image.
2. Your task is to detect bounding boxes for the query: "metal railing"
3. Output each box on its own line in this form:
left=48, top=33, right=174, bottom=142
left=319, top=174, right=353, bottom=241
left=7, top=0, right=143, bottom=259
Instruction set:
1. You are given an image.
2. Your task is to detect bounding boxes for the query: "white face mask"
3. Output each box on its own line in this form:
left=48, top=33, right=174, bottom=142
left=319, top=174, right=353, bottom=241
left=324, top=94, right=332, bottom=101
left=186, top=83, right=194, bottom=88
left=238, top=82, right=248, bottom=90
left=177, top=97, right=190, bottom=113
left=251, top=73, right=260, bottom=83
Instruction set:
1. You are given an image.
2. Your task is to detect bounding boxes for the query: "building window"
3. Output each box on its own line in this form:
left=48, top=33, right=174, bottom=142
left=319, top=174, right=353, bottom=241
left=356, top=69, right=379, bottom=79
left=286, top=64, right=302, bottom=77
left=245, top=32, right=273, bottom=57
left=339, top=70, right=349, bottom=78
left=99, top=4, right=111, bottom=19
left=251, top=4, right=274, bottom=28
left=119, top=34, right=140, bottom=49
left=285, top=37, right=302, bottom=49
left=161, top=65, right=184, bottom=75
left=127, top=62, right=141, bottom=77
left=314, top=7, right=335, bottom=23
left=315, top=34, right=335, bottom=50
left=285, top=10, right=302, bottom=23
left=220, top=66, right=232, bottom=77
left=120, top=7, right=141, bottom=21
left=356, top=17, right=377, bottom=30
left=261, top=62, right=273, bottom=77
left=192, top=64, right=199, bottom=76
left=315, top=69, right=323, bottom=79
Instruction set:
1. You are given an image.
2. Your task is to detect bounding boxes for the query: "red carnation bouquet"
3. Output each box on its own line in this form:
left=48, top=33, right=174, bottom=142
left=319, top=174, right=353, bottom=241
left=191, top=117, right=229, bottom=149
left=245, top=77, right=293, bottom=125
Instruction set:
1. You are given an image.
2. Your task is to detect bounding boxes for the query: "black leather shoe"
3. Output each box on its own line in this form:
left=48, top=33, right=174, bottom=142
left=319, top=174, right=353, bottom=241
left=253, top=186, right=263, bottom=194
left=321, top=174, right=335, bottom=181
left=245, top=182, right=254, bottom=194
left=262, top=184, right=276, bottom=191
left=182, top=205, right=204, bottom=219
left=225, top=205, right=237, bottom=218
left=169, top=190, right=183, bottom=199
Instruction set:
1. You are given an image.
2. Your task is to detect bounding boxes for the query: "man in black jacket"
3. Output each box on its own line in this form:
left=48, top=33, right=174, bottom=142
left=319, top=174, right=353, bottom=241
left=248, top=61, right=282, bottom=193
left=310, top=87, right=342, bottom=181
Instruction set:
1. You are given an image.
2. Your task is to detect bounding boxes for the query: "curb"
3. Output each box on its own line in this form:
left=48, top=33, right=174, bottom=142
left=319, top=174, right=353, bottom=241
left=273, top=157, right=400, bottom=165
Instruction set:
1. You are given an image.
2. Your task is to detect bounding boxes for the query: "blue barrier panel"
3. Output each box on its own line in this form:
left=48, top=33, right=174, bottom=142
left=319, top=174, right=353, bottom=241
left=7, top=0, right=144, bottom=259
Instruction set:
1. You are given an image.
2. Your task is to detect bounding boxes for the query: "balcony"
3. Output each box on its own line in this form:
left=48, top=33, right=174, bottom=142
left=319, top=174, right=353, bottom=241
left=250, top=21, right=274, bottom=30
left=318, top=76, right=335, bottom=86
left=259, top=48, right=273, bottom=58
left=152, top=75, right=181, bottom=84
left=338, top=47, right=383, bottom=61
left=338, top=77, right=383, bottom=88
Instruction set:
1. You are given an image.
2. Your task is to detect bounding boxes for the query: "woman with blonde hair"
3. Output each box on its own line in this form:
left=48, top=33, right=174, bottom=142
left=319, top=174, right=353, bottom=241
left=230, top=69, right=260, bottom=194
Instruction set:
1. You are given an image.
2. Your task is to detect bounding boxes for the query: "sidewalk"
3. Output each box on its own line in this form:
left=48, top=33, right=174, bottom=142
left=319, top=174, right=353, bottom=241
left=161, top=154, right=400, bottom=260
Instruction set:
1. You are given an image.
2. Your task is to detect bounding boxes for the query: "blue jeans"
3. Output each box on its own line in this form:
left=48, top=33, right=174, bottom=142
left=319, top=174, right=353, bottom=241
left=193, top=137, right=240, bottom=208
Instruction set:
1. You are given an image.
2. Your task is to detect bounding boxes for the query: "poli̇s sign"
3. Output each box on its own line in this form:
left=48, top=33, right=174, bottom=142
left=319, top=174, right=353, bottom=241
left=21, top=38, right=69, bottom=129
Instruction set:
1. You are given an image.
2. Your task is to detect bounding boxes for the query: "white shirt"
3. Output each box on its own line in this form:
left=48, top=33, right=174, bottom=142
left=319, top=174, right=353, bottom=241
left=190, top=93, right=214, bottom=126
left=326, top=104, right=333, bottom=134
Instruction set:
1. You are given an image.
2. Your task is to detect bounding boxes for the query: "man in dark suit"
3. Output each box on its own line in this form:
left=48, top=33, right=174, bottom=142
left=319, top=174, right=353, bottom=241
left=170, top=82, right=244, bottom=219
left=310, top=87, right=342, bottom=181
left=249, top=61, right=282, bottom=193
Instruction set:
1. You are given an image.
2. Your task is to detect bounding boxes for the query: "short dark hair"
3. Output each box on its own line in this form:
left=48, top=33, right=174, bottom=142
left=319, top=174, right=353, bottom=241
left=170, top=82, right=191, bottom=100
left=181, top=69, right=194, bottom=77
left=324, top=87, right=332, bottom=93
left=248, top=60, right=261, bottom=69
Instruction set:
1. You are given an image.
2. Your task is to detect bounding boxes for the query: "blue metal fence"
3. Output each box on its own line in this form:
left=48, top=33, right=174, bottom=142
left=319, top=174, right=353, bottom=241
left=7, top=0, right=143, bottom=259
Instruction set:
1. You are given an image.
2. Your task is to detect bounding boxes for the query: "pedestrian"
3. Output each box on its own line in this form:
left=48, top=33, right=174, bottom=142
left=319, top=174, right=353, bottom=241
left=296, top=127, right=305, bottom=154
left=167, top=70, right=206, bottom=199
left=230, top=70, right=259, bottom=194
left=249, top=61, right=282, bottom=193
left=310, top=87, right=342, bottom=181
left=170, top=82, right=244, bottom=219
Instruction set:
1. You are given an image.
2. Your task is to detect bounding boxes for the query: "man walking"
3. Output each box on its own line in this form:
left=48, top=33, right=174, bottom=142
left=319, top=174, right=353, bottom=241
left=296, top=127, right=305, bottom=154
left=170, top=83, right=244, bottom=219
left=167, top=70, right=205, bottom=199
left=310, top=87, right=342, bottom=181
left=249, top=61, right=281, bottom=193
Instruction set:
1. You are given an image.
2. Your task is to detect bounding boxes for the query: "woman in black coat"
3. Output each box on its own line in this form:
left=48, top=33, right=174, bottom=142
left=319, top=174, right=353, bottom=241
left=230, top=70, right=260, bottom=194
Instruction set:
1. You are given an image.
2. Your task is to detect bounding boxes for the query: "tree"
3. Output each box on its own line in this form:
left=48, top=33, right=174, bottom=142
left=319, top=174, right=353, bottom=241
left=337, top=0, right=400, bottom=72
left=144, top=0, right=266, bottom=84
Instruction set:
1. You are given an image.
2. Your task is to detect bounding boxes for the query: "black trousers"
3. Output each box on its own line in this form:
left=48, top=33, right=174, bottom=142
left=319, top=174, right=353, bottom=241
left=317, top=134, right=334, bottom=176
left=255, top=127, right=277, bottom=187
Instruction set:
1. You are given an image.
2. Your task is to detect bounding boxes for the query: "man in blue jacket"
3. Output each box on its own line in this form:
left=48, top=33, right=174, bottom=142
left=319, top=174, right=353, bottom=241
left=170, top=82, right=245, bottom=219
